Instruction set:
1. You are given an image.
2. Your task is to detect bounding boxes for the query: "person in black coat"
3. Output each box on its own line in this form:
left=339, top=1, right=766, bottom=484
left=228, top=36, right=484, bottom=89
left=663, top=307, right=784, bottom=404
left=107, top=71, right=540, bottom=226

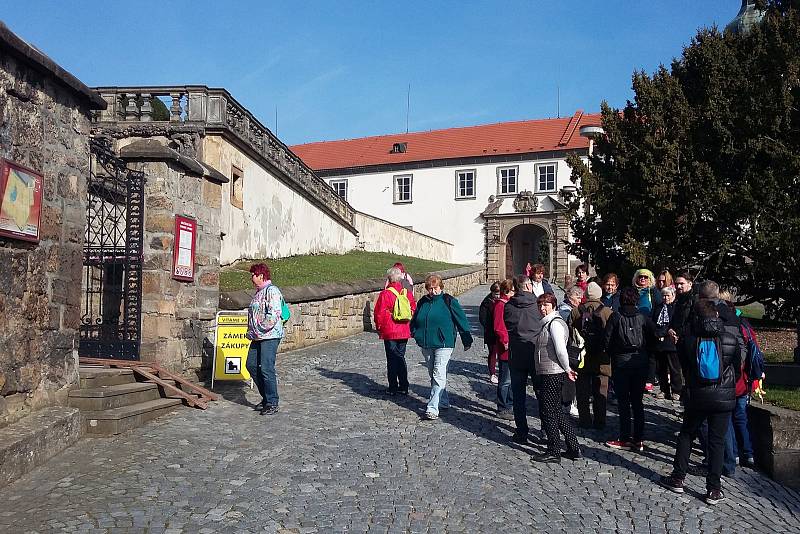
left=603, top=287, right=657, bottom=451
left=660, top=298, right=741, bottom=505
left=652, top=286, right=682, bottom=400
left=478, top=282, right=501, bottom=383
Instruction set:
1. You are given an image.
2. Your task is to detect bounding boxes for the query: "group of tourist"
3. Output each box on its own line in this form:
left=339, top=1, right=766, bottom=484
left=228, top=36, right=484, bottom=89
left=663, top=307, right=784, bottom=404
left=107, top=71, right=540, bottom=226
left=475, top=264, right=763, bottom=505
left=245, top=258, right=764, bottom=506
left=373, top=263, right=473, bottom=420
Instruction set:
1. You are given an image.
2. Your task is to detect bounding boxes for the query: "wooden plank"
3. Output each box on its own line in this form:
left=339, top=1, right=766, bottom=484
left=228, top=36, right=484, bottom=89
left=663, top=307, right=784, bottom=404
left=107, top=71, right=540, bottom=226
left=151, top=367, right=220, bottom=401
left=131, top=367, right=208, bottom=409
left=78, top=357, right=217, bottom=407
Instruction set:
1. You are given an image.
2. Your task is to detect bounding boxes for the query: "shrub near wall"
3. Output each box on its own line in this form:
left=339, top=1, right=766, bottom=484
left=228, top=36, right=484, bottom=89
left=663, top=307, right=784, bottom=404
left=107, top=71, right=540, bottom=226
left=219, top=266, right=484, bottom=352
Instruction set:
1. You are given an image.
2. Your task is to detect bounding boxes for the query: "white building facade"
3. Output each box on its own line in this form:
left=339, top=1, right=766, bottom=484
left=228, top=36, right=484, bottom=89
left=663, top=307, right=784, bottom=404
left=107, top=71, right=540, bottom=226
left=292, top=111, right=600, bottom=283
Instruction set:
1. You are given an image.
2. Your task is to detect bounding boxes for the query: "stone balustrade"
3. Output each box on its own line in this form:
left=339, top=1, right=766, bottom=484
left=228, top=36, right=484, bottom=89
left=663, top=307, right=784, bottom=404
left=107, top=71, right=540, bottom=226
left=91, top=85, right=355, bottom=230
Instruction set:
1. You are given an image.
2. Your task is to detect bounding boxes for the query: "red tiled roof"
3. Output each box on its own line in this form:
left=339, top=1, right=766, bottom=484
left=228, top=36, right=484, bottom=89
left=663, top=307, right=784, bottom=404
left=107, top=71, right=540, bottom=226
left=291, top=111, right=601, bottom=171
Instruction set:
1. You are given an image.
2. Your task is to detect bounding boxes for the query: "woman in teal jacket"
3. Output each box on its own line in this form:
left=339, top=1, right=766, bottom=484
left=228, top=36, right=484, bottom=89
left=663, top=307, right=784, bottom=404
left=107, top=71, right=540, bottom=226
left=411, top=274, right=473, bottom=420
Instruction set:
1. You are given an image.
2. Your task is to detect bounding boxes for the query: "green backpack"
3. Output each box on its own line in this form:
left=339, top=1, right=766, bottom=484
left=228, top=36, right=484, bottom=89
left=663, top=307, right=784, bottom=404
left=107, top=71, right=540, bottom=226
left=280, top=297, right=291, bottom=324
left=387, top=287, right=412, bottom=322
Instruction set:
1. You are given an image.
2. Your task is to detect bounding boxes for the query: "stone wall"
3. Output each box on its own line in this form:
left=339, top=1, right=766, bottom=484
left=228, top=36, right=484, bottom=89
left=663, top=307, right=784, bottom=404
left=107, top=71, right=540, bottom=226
left=748, top=402, right=800, bottom=489
left=0, top=23, right=105, bottom=426
left=120, top=147, right=224, bottom=378
left=353, top=210, right=453, bottom=262
left=219, top=266, right=485, bottom=354
left=203, top=135, right=360, bottom=266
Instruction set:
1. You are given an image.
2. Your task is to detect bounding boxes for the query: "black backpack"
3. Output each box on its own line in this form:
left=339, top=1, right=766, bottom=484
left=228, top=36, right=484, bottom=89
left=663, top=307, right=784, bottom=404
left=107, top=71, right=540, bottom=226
left=578, top=304, right=606, bottom=354
left=616, top=313, right=644, bottom=350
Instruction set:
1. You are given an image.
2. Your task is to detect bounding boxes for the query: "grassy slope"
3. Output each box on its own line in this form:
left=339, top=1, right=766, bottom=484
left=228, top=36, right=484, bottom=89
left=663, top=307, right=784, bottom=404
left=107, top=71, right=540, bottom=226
left=763, top=385, right=800, bottom=412
left=220, top=251, right=467, bottom=291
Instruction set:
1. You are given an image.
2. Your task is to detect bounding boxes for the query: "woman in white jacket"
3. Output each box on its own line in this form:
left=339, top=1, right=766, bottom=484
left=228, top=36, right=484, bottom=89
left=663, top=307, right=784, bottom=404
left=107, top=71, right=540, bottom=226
left=530, top=292, right=581, bottom=464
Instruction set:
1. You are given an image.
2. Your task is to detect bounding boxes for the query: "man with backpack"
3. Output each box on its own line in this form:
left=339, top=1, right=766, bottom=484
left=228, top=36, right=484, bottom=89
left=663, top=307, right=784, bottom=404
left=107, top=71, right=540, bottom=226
left=571, top=281, right=613, bottom=429
left=660, top=298, right=742, bottom=505
left=374, top=266, right=418, bottom=395
left=504, top=275, right=543, bottom=441
left=603, top=287, right=657, bottom=452
left=733, top=315, right=763, bottom=468
left=479, top=282, right=501, bottom=384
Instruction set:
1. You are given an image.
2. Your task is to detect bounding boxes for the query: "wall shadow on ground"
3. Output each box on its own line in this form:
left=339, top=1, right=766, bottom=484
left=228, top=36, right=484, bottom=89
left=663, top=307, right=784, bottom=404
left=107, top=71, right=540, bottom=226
left=314, top=364, right=692, bottom=483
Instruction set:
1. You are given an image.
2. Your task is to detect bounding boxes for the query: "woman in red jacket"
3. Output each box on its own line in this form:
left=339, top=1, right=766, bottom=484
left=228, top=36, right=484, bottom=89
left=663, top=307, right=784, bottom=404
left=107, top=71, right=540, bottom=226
left=374, top=266, right=418, bottom=395
left=492, top=279, right=515, bottom=419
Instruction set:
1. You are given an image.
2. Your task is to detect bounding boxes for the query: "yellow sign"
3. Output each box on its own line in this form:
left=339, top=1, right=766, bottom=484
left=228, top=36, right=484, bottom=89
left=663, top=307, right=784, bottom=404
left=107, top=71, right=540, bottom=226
left=212, top=312, right=252, bottom=385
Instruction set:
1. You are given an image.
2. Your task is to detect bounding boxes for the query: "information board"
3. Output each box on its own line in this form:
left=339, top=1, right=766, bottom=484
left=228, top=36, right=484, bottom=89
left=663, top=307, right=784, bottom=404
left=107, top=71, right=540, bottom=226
left=212, top=312, right=252, bottom=387
left=172, top=215, right=197, bottom=281
left=0, top=158, right=43, bottom=243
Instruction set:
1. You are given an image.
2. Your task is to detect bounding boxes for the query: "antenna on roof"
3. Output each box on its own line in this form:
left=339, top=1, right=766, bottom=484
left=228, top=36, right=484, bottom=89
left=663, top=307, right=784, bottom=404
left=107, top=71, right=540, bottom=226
left=406, top=83, right=411, bottom=134
left=557, top=85, right=560, bottom=119
left=275, top=106, right=278, bottom=135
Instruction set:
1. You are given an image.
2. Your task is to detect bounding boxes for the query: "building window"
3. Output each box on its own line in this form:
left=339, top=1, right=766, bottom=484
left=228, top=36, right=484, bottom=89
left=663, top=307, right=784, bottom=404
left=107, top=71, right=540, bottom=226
left=497, top=166, right=518, bottom=195
left=394, top=174, right=412, bottom=203
left=455, top=169, right=476, bottom=199
left=536, top=163, right=557, bottom=192
left=231, top=165, right=244, bottom=209
left=330, top=179, right=348, bottom=201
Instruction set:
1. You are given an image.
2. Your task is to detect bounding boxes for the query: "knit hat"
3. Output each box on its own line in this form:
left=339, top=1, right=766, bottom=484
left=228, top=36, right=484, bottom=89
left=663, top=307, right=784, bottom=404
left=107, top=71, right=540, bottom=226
left=587, top=281, right=602, bottom=300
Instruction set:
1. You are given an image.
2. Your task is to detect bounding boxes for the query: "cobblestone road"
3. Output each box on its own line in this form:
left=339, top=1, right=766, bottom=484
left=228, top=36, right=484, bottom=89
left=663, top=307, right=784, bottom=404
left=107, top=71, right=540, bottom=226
left=1, top=285, right=799, bottom=533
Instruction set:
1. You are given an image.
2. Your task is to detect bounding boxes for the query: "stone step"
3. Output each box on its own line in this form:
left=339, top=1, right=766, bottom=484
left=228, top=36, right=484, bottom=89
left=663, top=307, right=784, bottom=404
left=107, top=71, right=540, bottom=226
left=68, top=382, right=161, bottom=411
left=78, top=366, right=135, bottom=388
left=82, top=398, right=183, bottom=436
left=0, top=407, right=81, bottom=488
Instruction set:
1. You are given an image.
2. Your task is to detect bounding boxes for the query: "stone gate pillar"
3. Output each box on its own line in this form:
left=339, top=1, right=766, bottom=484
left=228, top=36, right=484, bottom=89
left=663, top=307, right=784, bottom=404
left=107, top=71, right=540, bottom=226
left=551, top=216, right=570, bottom=286
left=485, top=218, right=502, bottom=283
left=119, top=140, right=227, bottom=377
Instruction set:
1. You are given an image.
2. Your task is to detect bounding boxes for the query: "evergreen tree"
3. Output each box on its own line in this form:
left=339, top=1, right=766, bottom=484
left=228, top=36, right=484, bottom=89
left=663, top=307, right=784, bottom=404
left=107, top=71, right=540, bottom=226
left=565, top=2, right=800, bottom=318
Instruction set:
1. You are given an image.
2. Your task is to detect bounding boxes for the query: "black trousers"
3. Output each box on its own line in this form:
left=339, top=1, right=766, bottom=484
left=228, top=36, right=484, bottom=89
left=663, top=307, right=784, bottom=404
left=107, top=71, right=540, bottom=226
left=510, top=365, right=537, bottom=437
left=383, top=339, right=409, bottom=392
left=655, top=350, right=684, bottom=396
left=539, top=373, right=579, bottom=454
left=613, top=365, right=647, bottom=442
left=672, top=408, right=732, bottom=491
left=576, top=371, right=608, bottom=427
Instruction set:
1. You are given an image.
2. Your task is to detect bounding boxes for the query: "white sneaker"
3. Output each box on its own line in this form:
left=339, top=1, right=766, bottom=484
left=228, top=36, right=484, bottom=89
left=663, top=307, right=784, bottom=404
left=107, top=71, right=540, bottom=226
left=424, top=410, right=438, bottom=420
left=490, top=374, right=499, bottom=384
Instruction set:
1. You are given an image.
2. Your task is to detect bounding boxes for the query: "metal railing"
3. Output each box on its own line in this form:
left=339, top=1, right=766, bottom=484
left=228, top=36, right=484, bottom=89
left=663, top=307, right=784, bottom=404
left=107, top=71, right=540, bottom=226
left=92, top=86, right=355, bottom=228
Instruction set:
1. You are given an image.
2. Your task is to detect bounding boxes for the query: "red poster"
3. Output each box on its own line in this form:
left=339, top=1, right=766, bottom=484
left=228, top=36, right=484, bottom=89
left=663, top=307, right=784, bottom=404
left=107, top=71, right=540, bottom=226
left=172, top=215, right=197, bottom=281
left=0, top=159, right=43, bottom=243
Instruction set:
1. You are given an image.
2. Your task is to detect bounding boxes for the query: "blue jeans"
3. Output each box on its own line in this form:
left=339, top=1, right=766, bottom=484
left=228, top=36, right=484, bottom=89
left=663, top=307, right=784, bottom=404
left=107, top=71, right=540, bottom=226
left=496, top=360, right=513, bottom=411
left=384, top=340, right=409, bottom=392
left=245, top=338, right=281, bottom=406
left=732, top=395, right=754, bottom=460
left=423, top=347, right=452, bottom=415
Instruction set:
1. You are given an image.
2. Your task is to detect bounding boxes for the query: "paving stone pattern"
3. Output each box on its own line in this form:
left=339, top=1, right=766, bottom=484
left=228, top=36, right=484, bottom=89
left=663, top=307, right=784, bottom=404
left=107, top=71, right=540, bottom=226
left=1, top=285, right=799, bottom=533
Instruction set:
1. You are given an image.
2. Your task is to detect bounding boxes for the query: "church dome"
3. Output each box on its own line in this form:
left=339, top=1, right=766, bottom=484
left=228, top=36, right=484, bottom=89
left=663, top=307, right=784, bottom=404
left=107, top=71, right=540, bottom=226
left=725, top=0, right=765, bottom=35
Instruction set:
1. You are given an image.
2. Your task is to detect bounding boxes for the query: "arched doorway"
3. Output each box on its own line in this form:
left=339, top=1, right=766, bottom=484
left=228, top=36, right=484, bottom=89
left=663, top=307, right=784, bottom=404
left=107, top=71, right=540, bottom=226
left=504, top=224, right=550, bottom=279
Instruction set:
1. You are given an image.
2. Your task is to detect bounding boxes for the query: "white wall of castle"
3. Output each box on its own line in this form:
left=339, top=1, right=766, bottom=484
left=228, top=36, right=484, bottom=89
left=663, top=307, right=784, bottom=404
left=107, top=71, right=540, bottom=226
left=323, top=156, right=578, bottom=265
left=203, top=136, right=359, bottom=265
left=353, top=211, right=453, bottom=261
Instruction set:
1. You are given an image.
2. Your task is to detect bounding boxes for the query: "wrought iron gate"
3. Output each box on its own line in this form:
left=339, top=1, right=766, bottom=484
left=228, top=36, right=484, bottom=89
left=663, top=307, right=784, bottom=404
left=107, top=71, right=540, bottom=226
left=79, top=137, right=145, bottom=360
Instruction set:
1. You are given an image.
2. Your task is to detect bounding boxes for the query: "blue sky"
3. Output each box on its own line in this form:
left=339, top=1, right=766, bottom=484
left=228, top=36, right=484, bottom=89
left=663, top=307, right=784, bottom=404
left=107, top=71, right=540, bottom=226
left=3, top=1, right=737, bottom=145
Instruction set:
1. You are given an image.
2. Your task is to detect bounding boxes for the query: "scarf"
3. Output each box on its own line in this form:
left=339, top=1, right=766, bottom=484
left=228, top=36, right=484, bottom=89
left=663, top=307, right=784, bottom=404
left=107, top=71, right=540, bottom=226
left=656, top=304, right=670, bottom=326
